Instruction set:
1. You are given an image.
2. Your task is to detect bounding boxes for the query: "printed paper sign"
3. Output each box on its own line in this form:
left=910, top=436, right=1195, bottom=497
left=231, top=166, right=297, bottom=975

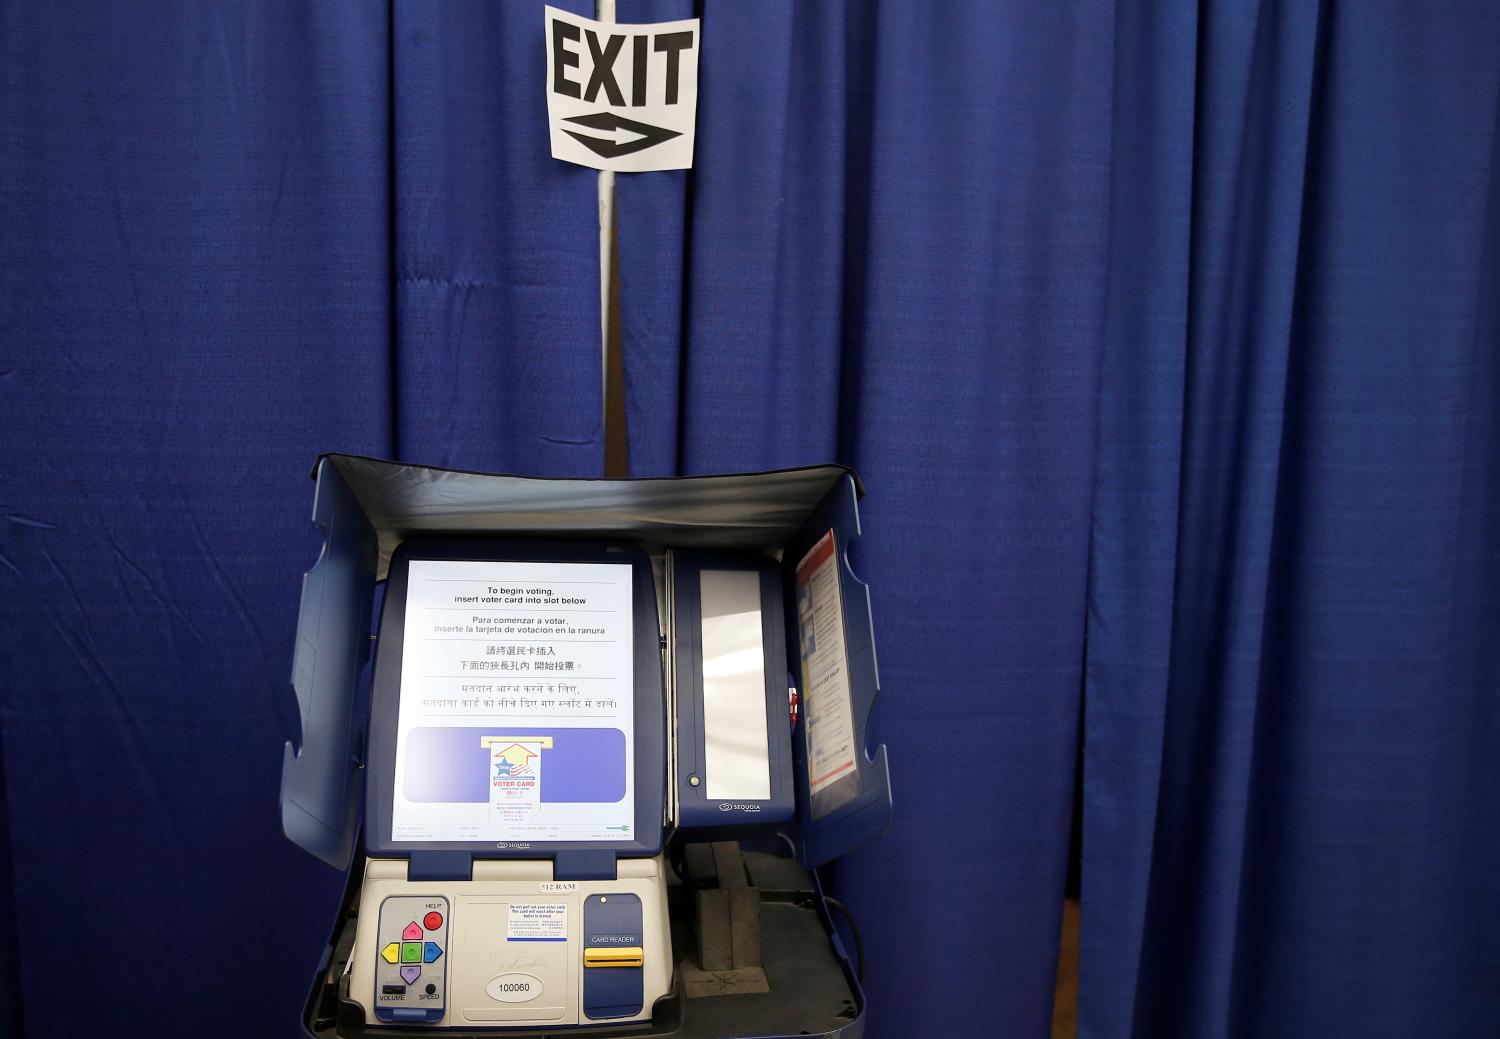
left=508, top=903, right=568, bottom=942
left=544, top=5, right=700, bottom=172
left=796, top=532, right=860, bottom=813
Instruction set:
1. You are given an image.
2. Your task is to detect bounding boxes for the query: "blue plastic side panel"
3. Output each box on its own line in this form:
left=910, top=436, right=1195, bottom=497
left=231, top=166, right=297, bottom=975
left=783, top=475, right=892, bottom=869
left=280, top=459, right=377, bottom=871
left=673, top=552, right=795, bottom=833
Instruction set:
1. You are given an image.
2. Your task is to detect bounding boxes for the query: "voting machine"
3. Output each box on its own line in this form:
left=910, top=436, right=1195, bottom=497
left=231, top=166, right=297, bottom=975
left=280, top=455, right=892, bottom=1038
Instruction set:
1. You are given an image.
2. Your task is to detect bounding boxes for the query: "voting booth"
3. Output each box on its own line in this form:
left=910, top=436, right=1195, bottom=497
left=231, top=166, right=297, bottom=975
left=281, top=455, right=892, bottom=1038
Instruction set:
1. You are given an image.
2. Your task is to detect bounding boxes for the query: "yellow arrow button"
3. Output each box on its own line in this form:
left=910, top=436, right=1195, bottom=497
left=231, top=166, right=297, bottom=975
left=380, top=942, right=400, bottom=964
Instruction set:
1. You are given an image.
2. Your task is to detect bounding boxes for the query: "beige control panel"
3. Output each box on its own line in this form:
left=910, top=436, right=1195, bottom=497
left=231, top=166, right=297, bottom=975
left=348, top=857, right=671, bottom=1028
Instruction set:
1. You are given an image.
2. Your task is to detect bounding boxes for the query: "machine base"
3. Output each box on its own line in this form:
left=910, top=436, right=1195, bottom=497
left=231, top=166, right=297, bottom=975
left=302, top=847, right=863, bottom=1039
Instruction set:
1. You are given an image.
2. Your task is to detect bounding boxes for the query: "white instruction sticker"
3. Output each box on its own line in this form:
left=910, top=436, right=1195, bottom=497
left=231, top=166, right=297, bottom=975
left=508, top=902, right=568, bottom=942
left=795, top=531, right=860, bottom=814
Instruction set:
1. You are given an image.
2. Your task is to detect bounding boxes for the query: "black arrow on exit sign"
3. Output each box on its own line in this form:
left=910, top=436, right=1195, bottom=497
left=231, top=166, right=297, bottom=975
left=562, top=111, right=682, bottom=158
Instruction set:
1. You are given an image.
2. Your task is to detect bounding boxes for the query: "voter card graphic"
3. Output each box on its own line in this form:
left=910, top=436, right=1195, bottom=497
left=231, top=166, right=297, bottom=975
left=484, top=736, right=553, bottom=824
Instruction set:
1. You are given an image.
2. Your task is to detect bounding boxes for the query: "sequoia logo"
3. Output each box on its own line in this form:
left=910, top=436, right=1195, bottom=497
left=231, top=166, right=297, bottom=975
left=545, top=6, right=700, bottom=172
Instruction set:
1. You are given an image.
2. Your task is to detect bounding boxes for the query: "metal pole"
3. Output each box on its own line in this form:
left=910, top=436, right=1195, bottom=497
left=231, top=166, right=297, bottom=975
left=597, top=0, right=617, bottom=471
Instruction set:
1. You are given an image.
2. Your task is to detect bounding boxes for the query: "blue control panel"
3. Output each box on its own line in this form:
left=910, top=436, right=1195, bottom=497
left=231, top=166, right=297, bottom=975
left=582, top=893, right=645, bottom=1020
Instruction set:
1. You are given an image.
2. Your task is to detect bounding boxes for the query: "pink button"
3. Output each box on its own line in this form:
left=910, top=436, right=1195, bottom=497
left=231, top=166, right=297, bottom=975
left=402, top=921, right=422, bottom=941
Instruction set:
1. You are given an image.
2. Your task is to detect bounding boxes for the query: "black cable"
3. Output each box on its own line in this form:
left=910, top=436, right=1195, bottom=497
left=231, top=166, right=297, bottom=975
left=824, top=895, right=865, bottom=987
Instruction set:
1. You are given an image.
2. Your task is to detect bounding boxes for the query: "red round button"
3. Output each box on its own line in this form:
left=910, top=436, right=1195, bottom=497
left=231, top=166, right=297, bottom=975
left=424, top=911, right=443, bottom=930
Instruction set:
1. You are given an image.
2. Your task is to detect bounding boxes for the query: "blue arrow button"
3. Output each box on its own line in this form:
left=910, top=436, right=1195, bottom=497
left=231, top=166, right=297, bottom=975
left=423, top=942, right=442, bottom=963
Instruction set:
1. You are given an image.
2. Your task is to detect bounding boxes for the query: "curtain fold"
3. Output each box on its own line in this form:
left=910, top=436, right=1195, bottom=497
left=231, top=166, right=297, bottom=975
left=621, top=0, right=858, bottom=474
left=615, top=0, right=693, bottom=478
left=1082, top=2, right=1500, bottom=1036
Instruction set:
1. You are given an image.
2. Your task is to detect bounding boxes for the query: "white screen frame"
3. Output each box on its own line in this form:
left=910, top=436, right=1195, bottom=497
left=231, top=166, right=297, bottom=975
left=389, top=558, right=637, bottom=844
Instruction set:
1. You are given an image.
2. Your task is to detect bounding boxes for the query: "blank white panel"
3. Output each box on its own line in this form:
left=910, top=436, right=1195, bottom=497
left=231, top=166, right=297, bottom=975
left=699, top=570, right=771, bottom=801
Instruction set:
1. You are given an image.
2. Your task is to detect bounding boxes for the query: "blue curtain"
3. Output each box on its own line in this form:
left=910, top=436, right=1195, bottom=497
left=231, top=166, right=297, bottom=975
left=3, top=2, right=1498, bottom=1039
left=1, top=4, right=392, bottom=1035
left=0, top=2, right=598, bottom=1037
left=391, top=0, right=601, bottom=473
left=1082, top=4, right=1500, bottom=1037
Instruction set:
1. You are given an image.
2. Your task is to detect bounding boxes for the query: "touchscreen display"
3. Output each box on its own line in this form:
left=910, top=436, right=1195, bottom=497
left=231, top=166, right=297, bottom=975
left=390, top=558, right=635, bottom=844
